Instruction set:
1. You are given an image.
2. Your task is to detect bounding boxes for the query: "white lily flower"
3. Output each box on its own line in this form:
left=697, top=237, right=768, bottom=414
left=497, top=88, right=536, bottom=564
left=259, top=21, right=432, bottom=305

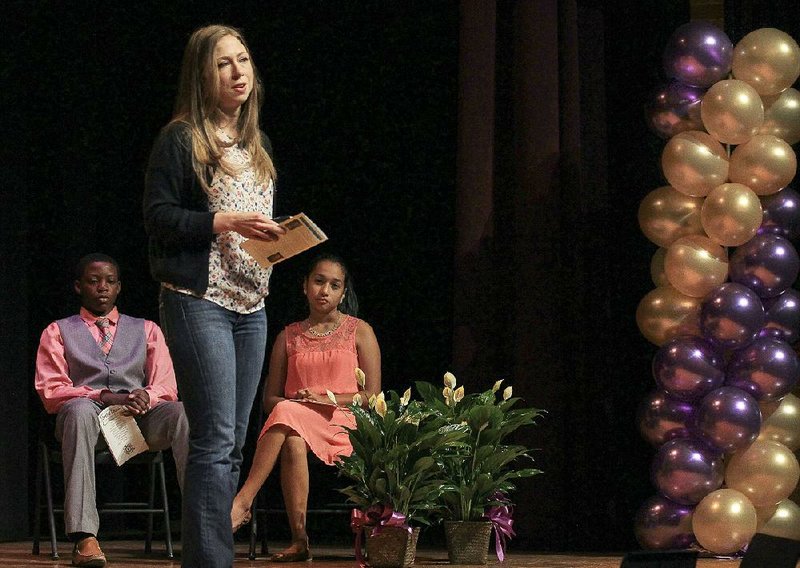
left=326, top=390, right=338, bottom=405
left=442, top=386, right=454, bottom=407
left=443, top=372, right=457, bottom=389
left=355, top=368, right=366, bottom=388
left=375, top=397, right=388, bottom=418
left=352, top=393, right=362, bottom=407
left=368, top=394, right=377, bottom=408
left=492, top=379, right=503, bottom=393
left=400, top=388, right=411, bottom=407
left=502, top=386, right=513, bottom=401
left=453, top=386, right=465, bottom=402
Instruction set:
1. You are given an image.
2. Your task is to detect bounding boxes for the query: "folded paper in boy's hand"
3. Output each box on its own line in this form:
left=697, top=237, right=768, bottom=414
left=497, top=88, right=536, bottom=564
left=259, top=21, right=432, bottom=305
left=241, top=213, right=328, bottom=268
left=98, top=405, right=149, bottom=466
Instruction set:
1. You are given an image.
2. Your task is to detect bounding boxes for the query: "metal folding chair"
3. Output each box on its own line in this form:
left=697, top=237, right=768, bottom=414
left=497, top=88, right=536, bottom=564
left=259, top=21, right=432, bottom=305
left=32, top=436, right=174, bottom=560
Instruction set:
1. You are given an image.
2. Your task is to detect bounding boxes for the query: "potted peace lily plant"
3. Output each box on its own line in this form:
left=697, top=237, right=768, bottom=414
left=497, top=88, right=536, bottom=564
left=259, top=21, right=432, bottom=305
left=335, top=371, right=469, bottom=568
left=415, top=373, right=545, bottom=564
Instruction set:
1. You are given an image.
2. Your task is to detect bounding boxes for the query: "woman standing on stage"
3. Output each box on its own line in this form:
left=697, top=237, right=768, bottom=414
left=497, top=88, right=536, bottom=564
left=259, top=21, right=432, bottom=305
left=143, top=24, right=284, bottom=567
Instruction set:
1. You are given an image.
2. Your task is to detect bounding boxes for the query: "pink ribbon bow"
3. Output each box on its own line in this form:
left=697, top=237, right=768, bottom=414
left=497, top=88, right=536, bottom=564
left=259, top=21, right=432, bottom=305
left=351, top=505, right=410, bottom=567
left=484, top=499, right=516, bottom=562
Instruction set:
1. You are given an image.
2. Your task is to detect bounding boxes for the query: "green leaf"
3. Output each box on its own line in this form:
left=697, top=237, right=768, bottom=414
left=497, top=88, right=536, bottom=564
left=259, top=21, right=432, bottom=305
left=374, top=476, right=387, bottom=498
left=500, top=468, right=543, bottom=480
left=414, top=381, right=442, bottom=404
left=412, top=456, right=436, bottom=473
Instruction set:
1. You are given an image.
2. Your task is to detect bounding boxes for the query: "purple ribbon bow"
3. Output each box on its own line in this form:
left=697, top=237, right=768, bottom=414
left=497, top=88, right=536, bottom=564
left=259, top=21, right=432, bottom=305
left=484, top=498, right=516, bottom=562
left=351, top=505, right=410, bottom=567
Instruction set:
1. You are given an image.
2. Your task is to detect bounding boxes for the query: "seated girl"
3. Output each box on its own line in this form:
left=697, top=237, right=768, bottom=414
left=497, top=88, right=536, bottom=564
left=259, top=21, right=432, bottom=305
left=232, top=253, right=381, bottom=561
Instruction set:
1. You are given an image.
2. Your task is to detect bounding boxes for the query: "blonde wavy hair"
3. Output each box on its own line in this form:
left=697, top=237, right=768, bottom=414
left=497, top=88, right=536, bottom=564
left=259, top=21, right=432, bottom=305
left=171, top=24, right=276, bottom=190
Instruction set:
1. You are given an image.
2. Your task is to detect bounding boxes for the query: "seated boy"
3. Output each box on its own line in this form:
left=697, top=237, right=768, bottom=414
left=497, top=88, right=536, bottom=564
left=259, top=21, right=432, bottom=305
left=35, top=253, right=188, bottom=567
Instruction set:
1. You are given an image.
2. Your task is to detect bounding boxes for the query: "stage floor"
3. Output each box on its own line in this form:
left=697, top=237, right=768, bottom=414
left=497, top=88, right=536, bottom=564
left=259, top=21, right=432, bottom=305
left=0, top=540, right=756, bottom=567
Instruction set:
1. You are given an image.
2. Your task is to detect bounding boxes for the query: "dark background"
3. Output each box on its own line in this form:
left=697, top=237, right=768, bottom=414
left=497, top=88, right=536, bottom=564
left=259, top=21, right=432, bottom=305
left=3, top=0, right=799, bottom=554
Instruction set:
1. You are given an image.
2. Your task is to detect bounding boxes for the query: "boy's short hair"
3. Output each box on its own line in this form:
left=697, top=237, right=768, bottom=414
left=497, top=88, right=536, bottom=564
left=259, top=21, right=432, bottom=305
left=75, top=253, right=120, bottom=280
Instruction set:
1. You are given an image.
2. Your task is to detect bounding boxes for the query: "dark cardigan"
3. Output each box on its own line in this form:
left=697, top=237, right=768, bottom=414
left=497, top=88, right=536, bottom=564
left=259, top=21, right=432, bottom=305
left=143, top=121, right=273, bottom=294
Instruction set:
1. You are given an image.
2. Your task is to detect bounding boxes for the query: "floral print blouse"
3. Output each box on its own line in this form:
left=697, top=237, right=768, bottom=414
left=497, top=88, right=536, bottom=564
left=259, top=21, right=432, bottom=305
left=168, top=132, right=274, bottom=314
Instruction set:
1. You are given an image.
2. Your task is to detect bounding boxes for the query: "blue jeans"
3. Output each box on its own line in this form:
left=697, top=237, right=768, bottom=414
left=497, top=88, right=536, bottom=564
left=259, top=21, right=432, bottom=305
left=159, top=288, right=266, bottom=568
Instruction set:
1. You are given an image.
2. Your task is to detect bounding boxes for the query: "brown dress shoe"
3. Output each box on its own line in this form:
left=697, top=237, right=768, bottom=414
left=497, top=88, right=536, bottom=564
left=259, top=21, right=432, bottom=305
left=72, top=536, right=107, bottom=567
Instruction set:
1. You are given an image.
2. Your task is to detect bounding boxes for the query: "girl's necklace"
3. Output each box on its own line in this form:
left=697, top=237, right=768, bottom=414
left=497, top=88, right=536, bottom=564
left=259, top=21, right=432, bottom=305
left=306, top=313, right=343, bottom=337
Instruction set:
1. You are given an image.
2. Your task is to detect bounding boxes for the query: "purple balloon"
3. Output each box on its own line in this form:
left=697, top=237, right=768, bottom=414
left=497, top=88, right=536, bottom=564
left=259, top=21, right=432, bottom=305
left=696, top=386, right=762, bottom=453
left=635, top=494, right=695, bottom=550
left=662, top=22, right=733, bottom=87
left=651, top=438, right=724, bottom=505
left=761, top=288, right=800, bottom=343
left=759, top=186, right=800, bottom=241
left=638, top=391, right=698, bottom=445
left=644, top=80, right=706, bottom=139
left=653, top=336, right=725, bottom=401
left=700, top=283, right=766, bottom=350
left=729, top=234, right=800, bottom=299
left=726, top=337, right=800, bottom=401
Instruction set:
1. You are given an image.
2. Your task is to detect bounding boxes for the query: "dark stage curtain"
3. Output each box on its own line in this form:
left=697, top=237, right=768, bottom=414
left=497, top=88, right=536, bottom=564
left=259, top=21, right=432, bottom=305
left=453, top=0, right=689, bottom=551
left=2, top=2, right=31, bottom=535
left=1, top=172, right=30, bottom=540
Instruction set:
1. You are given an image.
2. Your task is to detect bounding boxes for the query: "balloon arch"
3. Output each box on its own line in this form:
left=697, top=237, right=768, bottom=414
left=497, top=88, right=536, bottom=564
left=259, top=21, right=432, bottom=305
left=635, top=21, right=800, bottom=555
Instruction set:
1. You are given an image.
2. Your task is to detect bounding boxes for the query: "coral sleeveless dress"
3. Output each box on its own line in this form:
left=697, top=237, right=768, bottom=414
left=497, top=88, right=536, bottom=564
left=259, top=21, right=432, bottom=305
left=258, top=315, right=360, bottom=464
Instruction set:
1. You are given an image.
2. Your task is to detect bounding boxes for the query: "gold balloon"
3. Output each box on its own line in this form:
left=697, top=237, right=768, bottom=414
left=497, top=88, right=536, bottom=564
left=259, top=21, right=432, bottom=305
left=664, top=235, right=729, bottom=298
left=701, top=79, right=764, bottom=145
left=756, top=499, right=800, bottom=540
left=729, top=134, right=797, bottom=196
left=692, top=489, right=757, bottom=554
left=635, top=286, right=702, bottom=346
left=759, top=88, right=800, bottom=144
left=650, top=248, right=670, bottom=287
left=661, top=131, right=730, bottom=197
left=755, top=502, right=779, bottom=531
left=759, top=393, right=800, bottom=451
left=638, top=186, right=705, bottom=248
left=725, top=439, right=800, bottom=508
left=733, top=28, right=800, bottom=96
left=701, top=183, right=763, bottom=246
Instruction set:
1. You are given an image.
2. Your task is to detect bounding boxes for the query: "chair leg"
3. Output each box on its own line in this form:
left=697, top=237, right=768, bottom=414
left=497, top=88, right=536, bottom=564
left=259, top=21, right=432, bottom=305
left=157, top=458, right=174, bottom=559
left=248, top=505, right=257, bottom=560
left=41, top=445, right=59, bottom=560
left=261, top=511, right=269, bottom=557
left=32, top=444, right=43, bottom=555
left=260, top=489, right=270, bottom=557
left=248, top=491, right=270, bottom=559
left=145, top=460, right=155, bottom=554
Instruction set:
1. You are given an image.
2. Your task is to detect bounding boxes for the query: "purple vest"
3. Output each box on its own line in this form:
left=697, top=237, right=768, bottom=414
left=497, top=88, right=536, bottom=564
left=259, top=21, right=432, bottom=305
left=57, top=314, right=147, bottom=392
